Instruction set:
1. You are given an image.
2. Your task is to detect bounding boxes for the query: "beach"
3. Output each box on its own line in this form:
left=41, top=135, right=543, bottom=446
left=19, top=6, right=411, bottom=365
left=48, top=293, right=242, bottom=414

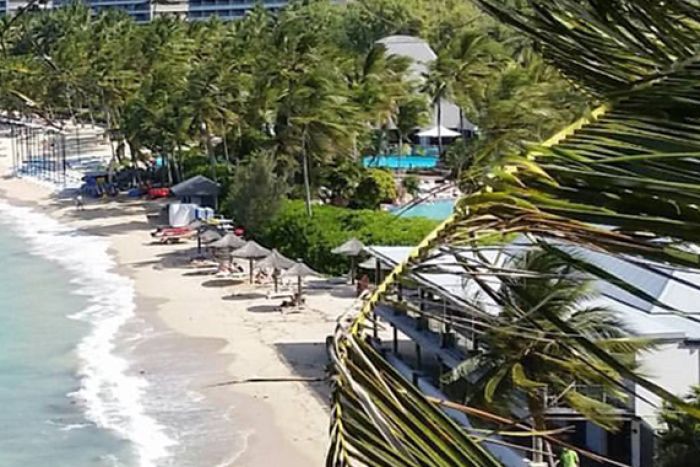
left=0, top=152, right=352, bottom=465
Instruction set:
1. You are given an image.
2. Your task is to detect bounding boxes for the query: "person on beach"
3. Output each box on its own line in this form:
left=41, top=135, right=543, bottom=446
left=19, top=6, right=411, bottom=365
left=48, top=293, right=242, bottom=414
left=74, top=194, right=84, bottom=211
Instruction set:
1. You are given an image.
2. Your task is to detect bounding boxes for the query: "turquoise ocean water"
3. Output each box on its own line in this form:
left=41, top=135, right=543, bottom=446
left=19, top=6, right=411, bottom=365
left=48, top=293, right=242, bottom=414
left=0, top=221, right=134, bottom=466
left=0, top=200, right=177, bottom=467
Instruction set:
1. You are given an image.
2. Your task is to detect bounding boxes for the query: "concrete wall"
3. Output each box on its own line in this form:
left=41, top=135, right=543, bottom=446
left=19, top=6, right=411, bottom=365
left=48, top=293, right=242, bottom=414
left=636, top=343, right=700, bottom=428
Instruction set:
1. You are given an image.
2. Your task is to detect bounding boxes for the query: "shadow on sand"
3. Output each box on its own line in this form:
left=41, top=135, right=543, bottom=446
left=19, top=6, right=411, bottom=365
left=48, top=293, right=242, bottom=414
left=246, top=304, right=281, bottom=313
left=201, top=279, right=243, bottom=288
left=222, top=292, right=268, bottom=301
left=274, top=341, right=331, bottom=403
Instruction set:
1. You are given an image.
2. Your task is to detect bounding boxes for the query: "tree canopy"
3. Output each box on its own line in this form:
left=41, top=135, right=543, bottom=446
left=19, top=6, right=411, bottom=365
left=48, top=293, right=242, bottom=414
left=0, top=0, right=586, bottom=214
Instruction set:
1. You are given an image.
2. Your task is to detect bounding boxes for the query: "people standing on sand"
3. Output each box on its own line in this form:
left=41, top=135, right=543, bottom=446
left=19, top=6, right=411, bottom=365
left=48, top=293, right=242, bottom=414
left=356, top=274, right=370, bottom=296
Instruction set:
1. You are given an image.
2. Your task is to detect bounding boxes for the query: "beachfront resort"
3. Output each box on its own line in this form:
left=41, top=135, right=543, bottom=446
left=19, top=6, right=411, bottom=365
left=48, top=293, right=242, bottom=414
left=0, top=1, right=699, bottom=467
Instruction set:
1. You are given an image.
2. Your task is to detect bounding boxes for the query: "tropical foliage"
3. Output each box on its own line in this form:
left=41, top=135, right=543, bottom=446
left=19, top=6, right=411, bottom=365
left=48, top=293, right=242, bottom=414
left=448, top=250, right=651, bottom=432
left=0, top=0, right=584, bottom=217
left=328, top=1, right=700, bottom=465
left=657, top=386, right=700, bottom=467
left=258, top=200, right=437, bottom=275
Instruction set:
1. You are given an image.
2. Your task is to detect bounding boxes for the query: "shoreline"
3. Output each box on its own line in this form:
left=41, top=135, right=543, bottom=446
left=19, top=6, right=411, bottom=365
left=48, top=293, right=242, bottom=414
left=0, top=161, right=344, bottom=465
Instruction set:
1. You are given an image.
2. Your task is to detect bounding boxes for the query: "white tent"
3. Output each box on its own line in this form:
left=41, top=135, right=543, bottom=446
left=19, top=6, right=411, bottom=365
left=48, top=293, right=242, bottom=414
left=416, top=125, right=461, bottom=138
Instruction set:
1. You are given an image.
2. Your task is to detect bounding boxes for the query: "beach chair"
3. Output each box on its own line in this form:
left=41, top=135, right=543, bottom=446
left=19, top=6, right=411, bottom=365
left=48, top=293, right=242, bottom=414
left=266, top=287, right=293, bottom=300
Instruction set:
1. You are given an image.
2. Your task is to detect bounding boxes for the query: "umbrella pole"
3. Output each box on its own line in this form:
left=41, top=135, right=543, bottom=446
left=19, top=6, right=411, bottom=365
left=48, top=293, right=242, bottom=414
left=274, top=271, right=279, bottom=293
left=249, top=258, right=254, bottom=284
left=350, top=256, right=356, bottom=285
left=197, top=231, right=201, bottom=255
left=297, top=276, right=302, bottom=303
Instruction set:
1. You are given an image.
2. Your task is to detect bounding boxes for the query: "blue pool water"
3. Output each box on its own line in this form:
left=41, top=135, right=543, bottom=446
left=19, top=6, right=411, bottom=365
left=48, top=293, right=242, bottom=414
left=391, top=199, right=456, bottom=220
left=363, top=154, right=439, bottom=170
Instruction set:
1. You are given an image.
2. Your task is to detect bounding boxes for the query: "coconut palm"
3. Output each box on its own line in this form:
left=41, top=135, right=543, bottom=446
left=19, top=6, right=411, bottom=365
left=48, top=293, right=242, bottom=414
left=657, top=386, right=700, bottom=467
left=328, top=1, right=700, bottom=465
left=448, top=249, right=651, bottom=461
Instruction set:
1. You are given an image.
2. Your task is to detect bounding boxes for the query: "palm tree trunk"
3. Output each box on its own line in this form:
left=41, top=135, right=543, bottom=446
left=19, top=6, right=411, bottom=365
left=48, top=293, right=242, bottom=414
left=201, top=122, right=216, bottom=182
left=527, top=394, right=547, bottom=464
left=437, top=99, right=443, bottom=157
left=301, top=128, right=313, bottom=217
left=302, top=129, right=312, bottom=217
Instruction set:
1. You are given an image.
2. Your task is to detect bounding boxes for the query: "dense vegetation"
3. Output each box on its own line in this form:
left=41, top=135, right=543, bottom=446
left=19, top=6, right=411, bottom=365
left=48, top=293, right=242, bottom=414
left=258, top=200, right=437, bottom=275
left=0, top=0, right=587, bottom=217
left=328, top=1, right=700, bottom=466
left=657, top=386, right=700, bottom=467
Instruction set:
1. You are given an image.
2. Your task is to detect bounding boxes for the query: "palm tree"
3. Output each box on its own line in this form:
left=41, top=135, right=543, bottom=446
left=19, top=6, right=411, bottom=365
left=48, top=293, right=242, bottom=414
left=270, top=12, right=361, bottom=217
left=423, top=30, right=503, bottom=155
left=328, top=1, right=700, bottom=465
left=657, top=386, right=700, bottom=467
left=449, top=249, right=650, bottom=462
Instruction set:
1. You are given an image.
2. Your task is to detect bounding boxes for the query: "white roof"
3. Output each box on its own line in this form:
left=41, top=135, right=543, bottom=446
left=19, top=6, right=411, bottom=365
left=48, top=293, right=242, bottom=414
left=376, top=36, right=476, bottom=132
left=416, top=124, right=462, bottom=138
left=366, top=244, right=700, bottom=341
left=376, top=35, right=437, bottom=78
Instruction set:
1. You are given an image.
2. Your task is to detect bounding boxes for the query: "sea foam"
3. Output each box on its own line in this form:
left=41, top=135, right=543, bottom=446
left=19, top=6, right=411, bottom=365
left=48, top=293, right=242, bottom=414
left=0, top=201, right=175, bottom=467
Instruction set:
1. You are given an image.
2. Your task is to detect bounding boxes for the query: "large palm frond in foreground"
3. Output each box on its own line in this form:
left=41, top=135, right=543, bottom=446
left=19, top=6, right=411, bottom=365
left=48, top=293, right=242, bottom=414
left=328, top=1, right=700, bottom=465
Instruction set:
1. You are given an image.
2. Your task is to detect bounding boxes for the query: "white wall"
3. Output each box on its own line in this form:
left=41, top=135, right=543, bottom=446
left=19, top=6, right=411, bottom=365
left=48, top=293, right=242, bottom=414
left=636, top=344, right=700, bottom=428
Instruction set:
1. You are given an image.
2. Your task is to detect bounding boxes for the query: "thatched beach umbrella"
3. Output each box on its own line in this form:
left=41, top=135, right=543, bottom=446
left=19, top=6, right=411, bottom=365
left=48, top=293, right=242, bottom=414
left=208, top=232, right=245, bottom=263
left=256, top=249, right=295, bottom=292
left=332, top=238, right=365, bottom=284
left=231, top=240, right=272, bottom=283
left=199, top=229, right=222, bottom=244
left=282, top=261, right=320, bottom=302
left=209, top=232, right=245, bottom=250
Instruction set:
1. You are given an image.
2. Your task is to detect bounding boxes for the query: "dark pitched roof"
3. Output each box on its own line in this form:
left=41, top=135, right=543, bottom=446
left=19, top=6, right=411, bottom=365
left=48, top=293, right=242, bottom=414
left=170, top=175, right=220, bottom=197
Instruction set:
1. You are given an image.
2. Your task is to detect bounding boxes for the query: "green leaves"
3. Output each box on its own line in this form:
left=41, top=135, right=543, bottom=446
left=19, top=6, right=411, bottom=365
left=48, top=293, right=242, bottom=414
left=327, top=326, right=503, bottom=467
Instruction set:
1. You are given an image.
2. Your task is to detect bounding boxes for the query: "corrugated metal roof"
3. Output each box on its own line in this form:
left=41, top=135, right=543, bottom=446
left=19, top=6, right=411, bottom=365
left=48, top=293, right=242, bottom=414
left=365, top=244, right=700, bottom=340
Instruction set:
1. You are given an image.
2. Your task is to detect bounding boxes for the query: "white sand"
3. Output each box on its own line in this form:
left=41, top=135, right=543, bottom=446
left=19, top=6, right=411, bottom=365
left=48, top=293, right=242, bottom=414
left=0, top=152, right=357, bottom=465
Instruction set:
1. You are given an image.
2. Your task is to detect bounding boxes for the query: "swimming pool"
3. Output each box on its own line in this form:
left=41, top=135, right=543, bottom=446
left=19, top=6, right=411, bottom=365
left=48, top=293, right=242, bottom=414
left=390, top=198, right=456, bottom=220
left=363, top=154, right=439, bottom=170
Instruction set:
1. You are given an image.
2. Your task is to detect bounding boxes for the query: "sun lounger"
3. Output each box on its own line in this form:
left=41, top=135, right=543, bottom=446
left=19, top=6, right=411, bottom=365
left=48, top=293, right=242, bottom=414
left=151, top=226, right=195, bottom=244
left=215, top=270, right=247, bottom=281
left=266, top=288, right=293, bottom=300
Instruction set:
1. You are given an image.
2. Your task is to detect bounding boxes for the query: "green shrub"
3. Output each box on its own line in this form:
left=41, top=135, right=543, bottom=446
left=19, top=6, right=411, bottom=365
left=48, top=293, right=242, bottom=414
left=351, top=168, right=398, bottom=209
left=225, top=150, right=288, bottom=235
left=401, top=174, right=420, bottom=196
left=256, top=200, right=438, bottom=275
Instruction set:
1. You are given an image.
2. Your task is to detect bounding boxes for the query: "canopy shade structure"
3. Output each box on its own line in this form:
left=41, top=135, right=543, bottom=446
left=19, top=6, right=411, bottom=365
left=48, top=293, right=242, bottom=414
left=283, top=261, right=321, bottom=301
left=359, top=257, right=392, bottom=271
left=231, top=241, right=272, bottom=283
left=257, top=249, right=295, bottom=270
left=257, top=249, right=295, bottom=292
left=170, top=175, right=220, bottom=198
left=332, top=238, right=366, bottom=284
left=416, top=125, right=461, bottom=138
left=282, top=261, right=320, bottom=279
left=188, top=219, right=204, bottom=230
left=332, top=238, right=365, bottom=257
left=231, top=240, right=271, bottom=259
left=208, top=232, right=245, bottom=249
left=199, top=229, right=222, bottom=244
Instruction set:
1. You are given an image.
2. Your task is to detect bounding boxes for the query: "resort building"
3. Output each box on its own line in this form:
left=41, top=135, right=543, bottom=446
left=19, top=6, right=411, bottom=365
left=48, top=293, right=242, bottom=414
left=0, top=0, right=291, bottom=22
left=377, top=35, right=478, bottom=143
left=362, top=242, right=700, bottom=466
